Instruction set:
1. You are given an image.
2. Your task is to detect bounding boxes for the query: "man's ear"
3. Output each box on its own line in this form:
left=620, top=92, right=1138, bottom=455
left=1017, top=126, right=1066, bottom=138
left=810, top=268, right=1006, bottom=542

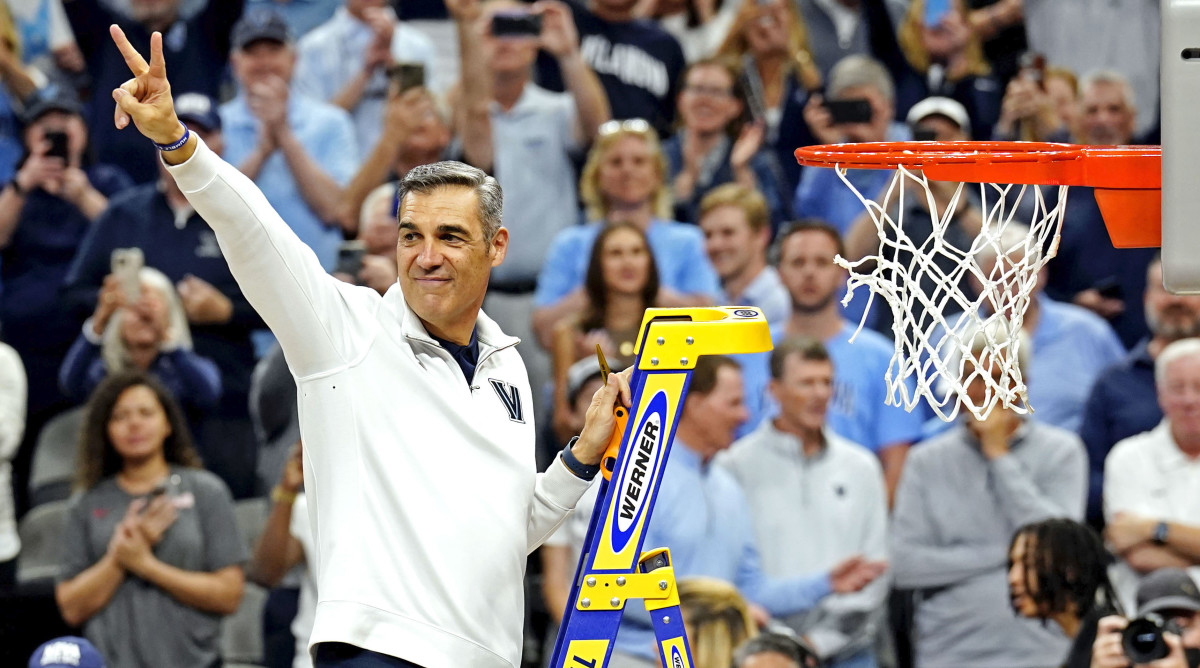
left=489, top=227, right=509, bottom=268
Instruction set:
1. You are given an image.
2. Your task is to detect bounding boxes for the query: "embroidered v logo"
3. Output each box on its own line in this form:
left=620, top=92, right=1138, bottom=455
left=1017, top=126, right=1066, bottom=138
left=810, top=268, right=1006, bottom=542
left=489, top=379, right=525, bottom=423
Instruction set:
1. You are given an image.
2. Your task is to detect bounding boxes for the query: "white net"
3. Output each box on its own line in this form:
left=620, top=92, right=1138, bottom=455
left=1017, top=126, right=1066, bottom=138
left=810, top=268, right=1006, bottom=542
left=833, top=165, right=1069, bottom=421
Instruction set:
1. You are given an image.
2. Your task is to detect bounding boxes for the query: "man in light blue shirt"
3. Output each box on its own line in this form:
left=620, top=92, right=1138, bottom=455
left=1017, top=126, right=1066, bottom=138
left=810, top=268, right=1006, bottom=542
left=219, top=9, right=359, bottom=269
left=792, top=54, right=912, bottom=235
left=293, top=0, right=437, bottom=162
left=771, top=221, right=924, bottom=504
left=608, top=356, right=887, bottom=666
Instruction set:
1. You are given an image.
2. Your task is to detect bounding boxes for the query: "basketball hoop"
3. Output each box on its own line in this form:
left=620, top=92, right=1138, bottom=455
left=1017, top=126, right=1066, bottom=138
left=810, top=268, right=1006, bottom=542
left=794, top=141, right=1161, bottom=421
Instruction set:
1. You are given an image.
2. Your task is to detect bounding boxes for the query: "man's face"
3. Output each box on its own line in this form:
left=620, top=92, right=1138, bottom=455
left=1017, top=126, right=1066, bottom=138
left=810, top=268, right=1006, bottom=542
left=231, top=40, right=296, bottom=89
left=776, top=230, right=844, bottom=314
left=396, top=186, right=507, bottom=341
left=597, top=134, right=660, bottom=210
left=701, top=205, right=766, bottom=285
left=683, top=365, right=748, bottom=457
left=833, top=84, right=891, bottom=143
left=770, top=354, right=833, bottom=434
left=1145, top=262, right=1200, bottom=340
left=1158, top=353, right=1200, bottom=443
left=678, top=64, right=742, bottom=136
left=962, top=355, right=1018, bottom=411
left=1007, top=532, right=1044, bottom=619
left=1079, top=81, right=1135, bottom=146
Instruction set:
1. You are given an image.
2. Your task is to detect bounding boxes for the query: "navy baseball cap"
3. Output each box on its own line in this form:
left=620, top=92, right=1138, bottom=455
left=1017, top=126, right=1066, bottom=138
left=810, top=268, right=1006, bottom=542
left=174, top=92, right=221, bottom=132
left=231, top=9, right=293, bottom=50
left=21, top=90, right=83, bottom=125
left=28, top=636, right=105, bottom=668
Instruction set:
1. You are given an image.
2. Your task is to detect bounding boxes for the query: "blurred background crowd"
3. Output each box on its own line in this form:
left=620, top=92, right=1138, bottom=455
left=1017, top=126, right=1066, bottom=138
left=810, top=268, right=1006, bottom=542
left=0, top=0, right=1196, bottom=667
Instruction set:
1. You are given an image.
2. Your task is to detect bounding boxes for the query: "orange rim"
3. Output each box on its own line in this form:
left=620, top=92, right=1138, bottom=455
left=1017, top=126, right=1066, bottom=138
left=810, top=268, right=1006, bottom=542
left=793, top=141, right=1162, bottom=248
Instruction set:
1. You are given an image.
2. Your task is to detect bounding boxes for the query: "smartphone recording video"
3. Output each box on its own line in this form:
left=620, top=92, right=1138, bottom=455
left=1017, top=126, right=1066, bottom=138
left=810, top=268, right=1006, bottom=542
left=111, top=248, right=144, bottom=304
left=388, top=62, right=426, bottom=95
left=44, top=131, right=69, bottom=160
left=491, top=12, right=543, bottom=38
left=924, top=0, right=951, bottom=27
left=826, top=99, right=873, bottom=125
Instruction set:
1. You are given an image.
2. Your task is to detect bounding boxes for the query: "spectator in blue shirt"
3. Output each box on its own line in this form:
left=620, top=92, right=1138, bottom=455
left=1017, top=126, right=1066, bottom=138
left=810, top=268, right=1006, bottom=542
left=774, top=221, right=924, bottom=505
left=220, top=8, right=359, bottom=269
left=532, top=119, right=720, bottom=349
left=1079, top=256, right=1200, bottom=528
left=609, top=355, right=887, bottom=665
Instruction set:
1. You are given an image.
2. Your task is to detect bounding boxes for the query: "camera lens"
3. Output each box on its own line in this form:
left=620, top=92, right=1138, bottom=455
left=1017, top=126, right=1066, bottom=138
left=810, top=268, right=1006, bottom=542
left=1122, top=618, right=1170, bottom=664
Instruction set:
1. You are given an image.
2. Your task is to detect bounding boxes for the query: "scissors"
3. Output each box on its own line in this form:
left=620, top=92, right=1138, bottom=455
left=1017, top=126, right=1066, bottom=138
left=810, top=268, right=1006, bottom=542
left=596, top=345, right=629, bottom=481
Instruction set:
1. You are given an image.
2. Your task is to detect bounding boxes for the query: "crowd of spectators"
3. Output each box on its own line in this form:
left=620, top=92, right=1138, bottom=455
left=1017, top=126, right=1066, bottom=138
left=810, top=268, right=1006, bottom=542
left=0, top=0, right=1195, bottom=667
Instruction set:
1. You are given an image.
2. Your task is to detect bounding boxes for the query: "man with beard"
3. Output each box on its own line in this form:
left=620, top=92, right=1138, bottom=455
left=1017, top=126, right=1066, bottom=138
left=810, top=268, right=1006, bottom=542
left=1080, top=256, right=1200, bottom=529
left=775, top=221, right=922, bottom=505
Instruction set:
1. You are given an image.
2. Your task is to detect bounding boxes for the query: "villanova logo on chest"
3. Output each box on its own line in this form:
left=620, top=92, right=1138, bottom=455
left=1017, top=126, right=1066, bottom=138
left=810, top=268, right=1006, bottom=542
left=489, top=379, right=524, bottom=423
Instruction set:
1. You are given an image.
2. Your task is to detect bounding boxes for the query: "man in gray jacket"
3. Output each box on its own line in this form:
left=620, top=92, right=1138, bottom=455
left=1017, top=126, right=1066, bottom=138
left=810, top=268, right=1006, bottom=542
left=891, top=329, right=1088, bottom=668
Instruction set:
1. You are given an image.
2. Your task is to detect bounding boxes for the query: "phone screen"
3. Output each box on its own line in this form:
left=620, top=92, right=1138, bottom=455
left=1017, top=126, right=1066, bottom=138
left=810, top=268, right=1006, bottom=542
left=45, top=131, right=69, bottom=160
left=826, top=99, right=873, bottom=125
left=111, top=248, right=144, bottom=303
left=491, top=12, right=542, bottom=38
left=388, top=62, right=426, bottom=94
left=924, top=0, right=951, bottom=27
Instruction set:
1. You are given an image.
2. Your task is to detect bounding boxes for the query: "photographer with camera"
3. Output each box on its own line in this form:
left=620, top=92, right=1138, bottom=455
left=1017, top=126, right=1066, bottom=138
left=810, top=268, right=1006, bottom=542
left=1091, top=569, right=1200, bottom=668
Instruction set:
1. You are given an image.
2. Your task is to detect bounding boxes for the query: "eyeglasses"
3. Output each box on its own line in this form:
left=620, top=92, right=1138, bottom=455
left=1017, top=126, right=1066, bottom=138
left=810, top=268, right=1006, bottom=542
left=682, top=85, right=735, bottom=99
left=598, top=118, right=654, bottom=137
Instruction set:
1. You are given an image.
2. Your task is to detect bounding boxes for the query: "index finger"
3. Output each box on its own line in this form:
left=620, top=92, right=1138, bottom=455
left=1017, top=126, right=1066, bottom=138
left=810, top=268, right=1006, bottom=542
left=614, top=367, right=633, bottom=408
left=109, top=24, right=149, bottom=76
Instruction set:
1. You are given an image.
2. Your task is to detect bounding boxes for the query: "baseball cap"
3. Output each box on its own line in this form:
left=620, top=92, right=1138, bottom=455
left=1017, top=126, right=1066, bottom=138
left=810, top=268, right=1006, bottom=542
left=906, top=96, right=972, bottom=135
left=1136, top=568, right=1200, bottom=617
left=21, top=91, right=83, bottom=125
left=28, top=637, right=105, bottom=668
left=174, top=92, right=221, bottom=132
left=566, top=356, right=614, bottom=405
left=231, top=9, right=292, bottom=51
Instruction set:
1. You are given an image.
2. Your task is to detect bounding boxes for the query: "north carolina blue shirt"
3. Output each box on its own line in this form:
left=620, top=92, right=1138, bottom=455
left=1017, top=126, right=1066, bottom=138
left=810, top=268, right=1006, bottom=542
left=613, top=442, right=832, bottom=659
left=1026, top=297, right=1126, bottom=432
left=825, top=321, right=924, bottom=452
left=219, top=94, right=359, bottom=269
left=533, top=219, right=721, bottom=307
left=792, top=122, right=913, bottom=234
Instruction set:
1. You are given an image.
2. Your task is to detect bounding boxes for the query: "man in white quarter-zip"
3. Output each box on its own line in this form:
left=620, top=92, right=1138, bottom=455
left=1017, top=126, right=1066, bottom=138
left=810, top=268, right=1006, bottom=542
left=107, top=26, right=631, bottom=668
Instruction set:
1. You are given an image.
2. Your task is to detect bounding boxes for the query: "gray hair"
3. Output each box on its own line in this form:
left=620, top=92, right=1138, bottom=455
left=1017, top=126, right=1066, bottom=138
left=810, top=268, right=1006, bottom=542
left=733, top=631, right=806, bottom=667
left=102, top=267, right=193, bottom=372
left=1155, top=338, right=1200, bottom=388
left=360, top=182, right=397, bottom=233
left=1079, top=69, right=1138, bottom=113
left=828, top=54, right=894, bottom=103
left=396, top=161, right=504, bottom=243
left=974, top=222, right=1041, bottom=269
left=966, top=321, right=1032, bottom=376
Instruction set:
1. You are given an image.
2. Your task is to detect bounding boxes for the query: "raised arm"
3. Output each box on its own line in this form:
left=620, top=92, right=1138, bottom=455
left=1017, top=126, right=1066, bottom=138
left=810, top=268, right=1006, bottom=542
left=537, top=0, right=609, bottom=145
left=448, top=0, right=493, bottom=171
left=108, top=26, right=376, bottom=378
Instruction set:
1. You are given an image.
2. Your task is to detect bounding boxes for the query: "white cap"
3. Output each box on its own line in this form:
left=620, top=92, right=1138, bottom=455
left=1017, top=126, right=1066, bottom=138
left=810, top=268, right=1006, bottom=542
left=906, top=96, right=971, bottom=135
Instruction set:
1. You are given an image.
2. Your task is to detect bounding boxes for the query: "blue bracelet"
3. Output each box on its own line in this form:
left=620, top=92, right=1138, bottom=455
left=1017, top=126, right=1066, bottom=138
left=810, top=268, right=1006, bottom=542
left=561, top=437, right=601, bottom=480
left=154, top=123, right=190, bottom=151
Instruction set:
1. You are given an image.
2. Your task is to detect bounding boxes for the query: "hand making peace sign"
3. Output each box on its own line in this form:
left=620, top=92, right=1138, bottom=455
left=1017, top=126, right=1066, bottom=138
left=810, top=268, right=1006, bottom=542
left=108, top=25, right=194, bottom=161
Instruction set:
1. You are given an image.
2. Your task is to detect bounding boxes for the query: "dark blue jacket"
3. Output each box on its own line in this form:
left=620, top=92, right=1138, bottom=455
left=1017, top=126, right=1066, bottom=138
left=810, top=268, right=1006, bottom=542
left=662, top=132, right=792, bottom=234
left=1078, top=340, right=1161, bottom=528
left=62, top=183, right=263, bottom=402
left=59, top=332, right=222, bottom=410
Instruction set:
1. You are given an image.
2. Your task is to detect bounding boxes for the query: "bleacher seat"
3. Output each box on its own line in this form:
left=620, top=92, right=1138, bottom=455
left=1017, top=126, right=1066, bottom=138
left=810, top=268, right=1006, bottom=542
left=220, top=497, right=271, bottom=666
left=28, top=407, right=85, bottom=508
left=16, top=500, right=70, bottom=584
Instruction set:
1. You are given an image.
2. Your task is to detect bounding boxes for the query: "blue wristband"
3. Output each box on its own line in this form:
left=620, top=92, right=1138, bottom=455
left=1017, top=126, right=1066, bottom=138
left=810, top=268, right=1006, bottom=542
left=154, top=123, right=190, bottom=151
left=561, top=437, right=601, bottom=480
